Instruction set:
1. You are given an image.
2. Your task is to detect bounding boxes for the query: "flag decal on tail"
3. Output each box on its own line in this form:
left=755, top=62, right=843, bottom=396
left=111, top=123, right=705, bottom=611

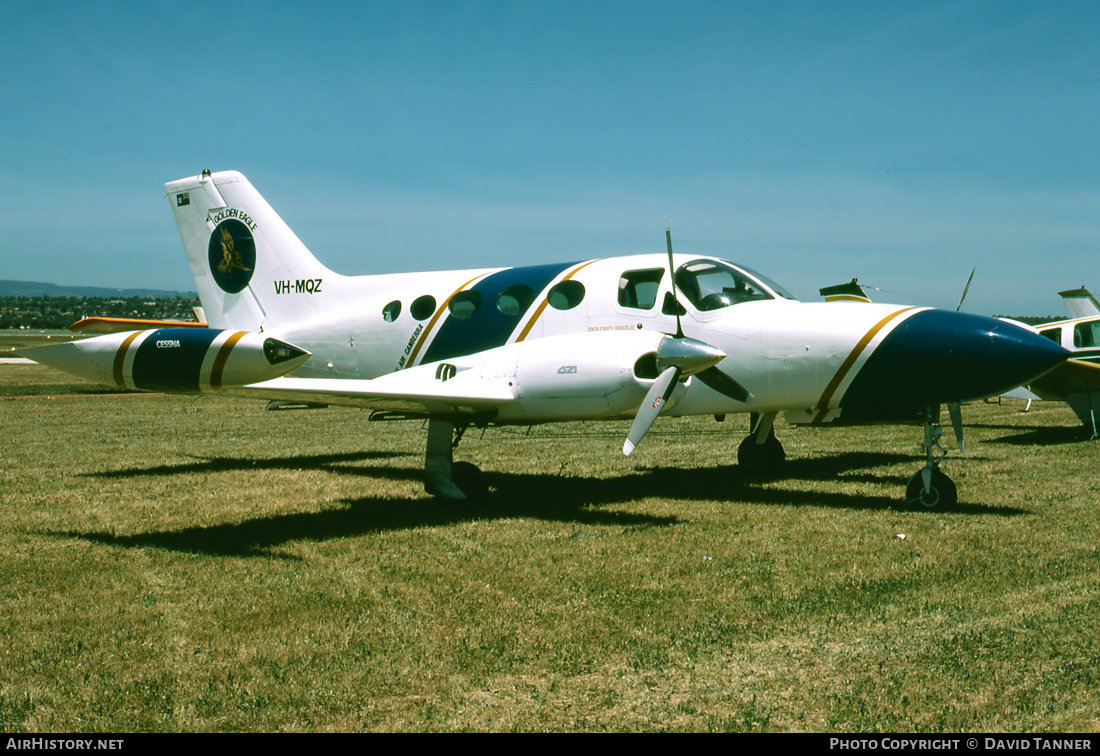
left=176, top=192, right=190, bottom=207
left=208, top=218, right=256, bottom=293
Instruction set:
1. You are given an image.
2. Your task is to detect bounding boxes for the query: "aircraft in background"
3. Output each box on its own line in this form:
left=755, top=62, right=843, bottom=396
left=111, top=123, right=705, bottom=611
left=1056, top=287, right=1100, bottom=319
left=820, top=279, right=872, bottom=303
left=820, top=267, right=975, bottom=310
left=23, top=171, right=1071, bottom=509
left=1004, top=287, right=1100, bottom=437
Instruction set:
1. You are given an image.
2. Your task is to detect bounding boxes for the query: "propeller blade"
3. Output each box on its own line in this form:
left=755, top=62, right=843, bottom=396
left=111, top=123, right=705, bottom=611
left=697, top=366, right=754, bottom=404
left=947, top=401, right=965, bottom=452
left=624, top=365, right=681, bottom=455
left=665, top=218, right=684, bottom=339
left=957, top=266, right=975, bottom=311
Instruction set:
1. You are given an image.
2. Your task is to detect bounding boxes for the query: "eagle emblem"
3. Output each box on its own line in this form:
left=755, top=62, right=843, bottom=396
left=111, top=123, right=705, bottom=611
left=217, top=225, right=252, bottom=274
left=208, top=219, right=257, bottom=294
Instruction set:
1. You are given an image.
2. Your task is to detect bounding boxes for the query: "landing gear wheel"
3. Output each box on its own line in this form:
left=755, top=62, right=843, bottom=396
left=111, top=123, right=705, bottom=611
left=905, top=469, right=957, bottom=510
left=737, top=432, right=786, bottom=479
left=451, top=462, right=488, bottom=503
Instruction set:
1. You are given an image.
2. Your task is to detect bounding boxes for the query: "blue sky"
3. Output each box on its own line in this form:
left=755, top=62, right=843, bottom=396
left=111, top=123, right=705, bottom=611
left=2, top=0, right=1098, bottom=315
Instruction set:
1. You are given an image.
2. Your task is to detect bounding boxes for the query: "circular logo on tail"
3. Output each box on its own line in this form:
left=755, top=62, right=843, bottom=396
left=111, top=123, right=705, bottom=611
left=208, top=219, right=256, bottom=293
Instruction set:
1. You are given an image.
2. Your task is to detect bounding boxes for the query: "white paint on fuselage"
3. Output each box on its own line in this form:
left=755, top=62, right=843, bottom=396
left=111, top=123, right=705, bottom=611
left=260, top=253, right=917, bottom=424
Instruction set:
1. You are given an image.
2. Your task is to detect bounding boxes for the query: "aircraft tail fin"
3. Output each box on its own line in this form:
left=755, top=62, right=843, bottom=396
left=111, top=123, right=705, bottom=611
left=164, top=170, right=337, bottom=331
left=1058, top=287, right=1100, bottom=319
left=819, top=279, right=872, bottom=303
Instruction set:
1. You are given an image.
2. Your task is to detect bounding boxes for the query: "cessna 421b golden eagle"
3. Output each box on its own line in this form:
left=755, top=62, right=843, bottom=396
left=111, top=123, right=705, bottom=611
left=24, top=170, right=1071, bottom=509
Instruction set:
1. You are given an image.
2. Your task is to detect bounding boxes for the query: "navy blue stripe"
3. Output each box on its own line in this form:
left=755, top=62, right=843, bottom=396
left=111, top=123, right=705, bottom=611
left=421, top=261, right=575, bottom=364
left=839, top=310, right=1069, bottom=423
left=132, top=328, right=221, bottom=392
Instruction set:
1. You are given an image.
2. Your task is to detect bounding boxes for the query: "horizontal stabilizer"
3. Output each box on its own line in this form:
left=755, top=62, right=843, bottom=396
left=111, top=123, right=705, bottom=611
left=70, top=317, right=207, bottom=334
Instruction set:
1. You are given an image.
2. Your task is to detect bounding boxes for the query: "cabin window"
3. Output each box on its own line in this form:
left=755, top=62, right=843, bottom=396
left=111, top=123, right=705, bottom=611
left=547, top=280, right=585, bottom=310
left=382, top=300, right=401, bottom=323
left=618, top=269, right=664, bottom=310
left=1039, top=328, right=1061, bottom=344
left=674, top=260, right=772, bottom=311
left=497, top=285, right=535, bottom=316
left=448, top=290, right=482, bottom=320
left=410, top=295, right=436, bottom=321
left=1073, top=322, right=1100, bottom=348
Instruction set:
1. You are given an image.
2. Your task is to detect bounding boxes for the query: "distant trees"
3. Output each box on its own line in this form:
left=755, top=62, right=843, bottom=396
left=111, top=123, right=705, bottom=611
left=0, top=295, right=200, bottom=329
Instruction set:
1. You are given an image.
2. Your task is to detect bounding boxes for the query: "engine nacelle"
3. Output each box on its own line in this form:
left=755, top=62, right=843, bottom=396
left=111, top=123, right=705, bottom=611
left=487, top=331, right=689, bottom=423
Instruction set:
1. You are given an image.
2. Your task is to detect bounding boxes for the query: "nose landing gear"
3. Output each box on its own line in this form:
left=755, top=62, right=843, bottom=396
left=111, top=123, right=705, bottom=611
left=905, top=405, right=959, bottom=509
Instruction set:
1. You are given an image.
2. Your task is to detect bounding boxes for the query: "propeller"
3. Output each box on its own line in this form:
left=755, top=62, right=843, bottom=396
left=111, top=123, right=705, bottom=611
left=665, top=218, right=685, bottom=339
left=947, top=401, right=965, bottom=452
left=696, top=366, right=753, bottom=404
left=662, top=220, right=754, bottom=404
left=624, top=366, right=681, bottom=455
left=956, top=266, right=976, bottom=312
left=621, top=222, right=756, bottom=455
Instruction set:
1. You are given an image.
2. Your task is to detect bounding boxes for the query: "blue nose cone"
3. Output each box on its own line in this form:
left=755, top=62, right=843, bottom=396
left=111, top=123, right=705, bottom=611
left=840, top=310, right=1070, bottom=423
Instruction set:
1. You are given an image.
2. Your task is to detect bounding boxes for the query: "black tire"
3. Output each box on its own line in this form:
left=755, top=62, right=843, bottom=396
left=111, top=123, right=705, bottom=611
left=451, top=462, right=489, bottom=503
left=737, top=432, right=786, bottom=479
left=905, top=469, right=957, bottom=509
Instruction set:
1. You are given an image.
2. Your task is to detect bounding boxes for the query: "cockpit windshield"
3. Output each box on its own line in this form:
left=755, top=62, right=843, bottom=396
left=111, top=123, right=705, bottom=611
left=673, top=259, right=796, bottom=311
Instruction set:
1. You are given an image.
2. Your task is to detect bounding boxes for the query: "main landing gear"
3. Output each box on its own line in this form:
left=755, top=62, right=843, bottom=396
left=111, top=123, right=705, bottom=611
left=904, top=405, right=959, bottom=510
left=735, top=407, right=960, bottom=509
left=424, top=418, right=488, bottom=502
left=737, top=411, right=785, bottom=479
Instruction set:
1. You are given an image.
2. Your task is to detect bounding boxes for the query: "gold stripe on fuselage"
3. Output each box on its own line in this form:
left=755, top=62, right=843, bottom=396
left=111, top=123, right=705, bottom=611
left=812, top=307, right=917, bottom=423
left=514, top=259, right=601, bottom=343
left=210, top=331, right=247, bottom=389
left=406, top=274, right=487, bottom=368
left=112, top=331, right=143, bottom=389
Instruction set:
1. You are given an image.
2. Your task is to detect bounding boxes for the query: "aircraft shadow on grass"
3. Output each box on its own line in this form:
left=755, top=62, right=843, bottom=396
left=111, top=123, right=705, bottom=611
left=56, top=451, right=1023, bottom=557
left=85, top=450, right=415, bottom=478
left=982, top=425, right=1094, bottom=446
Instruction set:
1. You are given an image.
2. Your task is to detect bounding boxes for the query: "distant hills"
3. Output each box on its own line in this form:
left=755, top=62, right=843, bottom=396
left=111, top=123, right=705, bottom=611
left=0, top=280, right=196, bottom=299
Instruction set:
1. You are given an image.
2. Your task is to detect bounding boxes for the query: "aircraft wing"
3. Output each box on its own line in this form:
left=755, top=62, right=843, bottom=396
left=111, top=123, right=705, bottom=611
left=235, top=370, right=516, bottom=416
left=1027, top=358, right=1100, bottom=400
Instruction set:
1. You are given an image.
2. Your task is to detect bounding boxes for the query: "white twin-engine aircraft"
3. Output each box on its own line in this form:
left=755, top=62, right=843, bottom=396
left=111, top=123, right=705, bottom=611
left=26, top=170, right=1070, bottom=509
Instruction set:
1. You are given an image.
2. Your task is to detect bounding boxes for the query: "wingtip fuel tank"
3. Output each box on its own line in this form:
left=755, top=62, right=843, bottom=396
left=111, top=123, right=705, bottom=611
left=19, top=328, right=311, bottom=393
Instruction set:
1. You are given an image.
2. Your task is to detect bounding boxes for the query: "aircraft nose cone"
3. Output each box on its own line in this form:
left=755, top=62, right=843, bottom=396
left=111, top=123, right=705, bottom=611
left=840, top=309, right=1070, bottom=421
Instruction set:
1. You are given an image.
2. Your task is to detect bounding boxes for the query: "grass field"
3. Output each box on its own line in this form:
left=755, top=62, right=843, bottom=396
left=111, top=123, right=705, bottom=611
left=1, top=354, right=1097, bottom=732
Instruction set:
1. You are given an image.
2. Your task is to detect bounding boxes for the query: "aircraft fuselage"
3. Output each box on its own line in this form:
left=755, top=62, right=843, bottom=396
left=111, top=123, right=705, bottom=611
left=257, top=253, right=1062, bottom=426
